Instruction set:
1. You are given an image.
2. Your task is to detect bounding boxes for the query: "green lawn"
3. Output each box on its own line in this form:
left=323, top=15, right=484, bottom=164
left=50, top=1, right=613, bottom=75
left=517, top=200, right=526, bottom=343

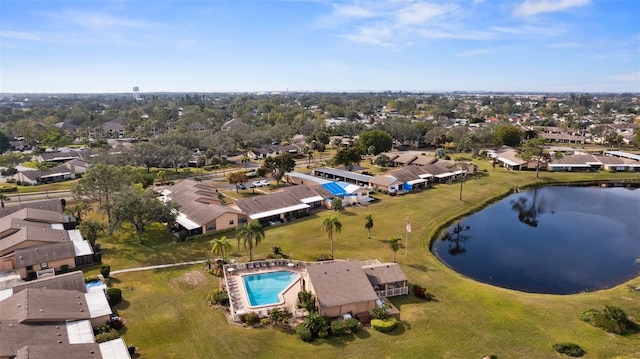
left=98, top=163, right=640, bottom=358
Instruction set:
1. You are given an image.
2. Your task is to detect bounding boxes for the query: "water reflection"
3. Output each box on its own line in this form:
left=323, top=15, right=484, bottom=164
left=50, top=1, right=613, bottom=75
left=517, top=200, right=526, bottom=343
left=440, top=222, right=471, bottom=256
left=509, top=188, right=552, bottom=227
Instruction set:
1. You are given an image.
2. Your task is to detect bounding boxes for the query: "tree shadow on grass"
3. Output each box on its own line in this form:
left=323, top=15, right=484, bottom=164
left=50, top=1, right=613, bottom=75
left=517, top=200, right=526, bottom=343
left=407, top=263, right=435, bottom=272
left=115, top=299, right=131, bottom=310
left=384, top=320, right=406, bottom=336
left=316, top=333, right=357, bottom=348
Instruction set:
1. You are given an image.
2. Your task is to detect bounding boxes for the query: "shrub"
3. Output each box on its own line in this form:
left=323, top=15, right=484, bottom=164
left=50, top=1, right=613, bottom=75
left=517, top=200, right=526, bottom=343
left=260, top=318, right=271, bottom=326
left=95, top=329, right=120, bottom=343
left=84, top=275, right=100, bottom=283
left=318, top=329, right=329, bottom=338
left=412, top=284, right=434, bottom=300
left=106, top=288, right=122, bottom=306
left=296, top=324, right=313, bottom=342
left=243, top=311, right=260, bottom=326
left=103, top=278, right=111, bottom=287
left=330, top=320, right=345, bottom=336
left=99, top=264, right=111, bottom=278
left=59, top=264, right=69, bottom=273
left=552, top=342, right=585, bottom=357
left=581, top=305, right=638, bottom=335
left=344, top=317, right=360, bottom=333
left=371, top=317, right=398, bottom=333
left=297, top=291, right=316, bottom=312
left=206, top=288, right=229, bottom=306
left=371, top=303, right=390, bottom=320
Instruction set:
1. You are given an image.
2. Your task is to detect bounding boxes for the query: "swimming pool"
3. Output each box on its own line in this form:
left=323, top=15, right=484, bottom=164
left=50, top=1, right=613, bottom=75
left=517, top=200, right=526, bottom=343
left=242, top=271, right=299, bottom=307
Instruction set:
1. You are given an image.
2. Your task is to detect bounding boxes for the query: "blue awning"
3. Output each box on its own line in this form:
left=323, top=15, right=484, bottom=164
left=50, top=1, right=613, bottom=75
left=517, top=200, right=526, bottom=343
left=321, top=182, right=349, bottom=196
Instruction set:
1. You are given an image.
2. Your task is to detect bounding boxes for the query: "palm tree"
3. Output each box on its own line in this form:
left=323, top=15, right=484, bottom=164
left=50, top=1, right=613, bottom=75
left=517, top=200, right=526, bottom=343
left=364, top=214, right=374, bottom=239
left=157, top=170, right=167, bottom=185
left=389, top=237, right=402, bottom=263
left=240, top=154, right=250, bottom=169
left=321, top=215, right=342, bottom=259
left=211, top=236, right=232, bottom=261
left=236, top=220, right=265, bottom=261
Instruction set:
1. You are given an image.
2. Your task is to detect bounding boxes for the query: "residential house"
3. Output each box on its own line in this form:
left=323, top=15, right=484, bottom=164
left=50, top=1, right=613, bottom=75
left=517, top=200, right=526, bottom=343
left=161, top=179, right=247, bottom=235
left=363, top=263, right=409, bottom=298
left=230, top=190, right=312, bottom=226
left=486, top=146, right=528, bottom=171
left=102, top=120, right=126, bottom=138
left=369, top=166, right=432, bottom=194
left=305, top=261, right=379, bottom=318
left=311, top=167, right=373, bottom=187
left=13, top=165, right=75, bottom=186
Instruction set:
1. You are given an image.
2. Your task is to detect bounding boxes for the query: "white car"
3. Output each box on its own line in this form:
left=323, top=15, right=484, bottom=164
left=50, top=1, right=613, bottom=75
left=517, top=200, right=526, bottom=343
left=259, top=180, right=270, bottom=186
left=251, top=180, right=263, bottom=187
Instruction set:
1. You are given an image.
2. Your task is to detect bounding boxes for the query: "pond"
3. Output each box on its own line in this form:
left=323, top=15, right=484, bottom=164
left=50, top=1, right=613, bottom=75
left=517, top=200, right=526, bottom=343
left=432, top=185, right=640, bottom=294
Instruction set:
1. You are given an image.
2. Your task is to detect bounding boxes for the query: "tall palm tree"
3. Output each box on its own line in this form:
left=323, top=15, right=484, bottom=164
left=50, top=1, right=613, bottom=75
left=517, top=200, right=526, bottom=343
left=321, top=215, right=342, bottom=259
left=364, top=214, right=374, bottom=239
left=211, top=236, right=232, bottom=261
left=240, top=154, right=250, bottom=169
left=236, top=220, right=265, bottom=261
left=389, top=237, right=402, bottom=263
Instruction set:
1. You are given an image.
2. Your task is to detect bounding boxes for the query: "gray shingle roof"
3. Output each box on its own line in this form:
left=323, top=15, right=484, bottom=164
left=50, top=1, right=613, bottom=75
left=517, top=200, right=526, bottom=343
left=0, top=288, right=90, bottom=323
left=14, top=241, right=76, bottom=268
left=363, top=263, right=408, bottom=286
left=306, top=261, right=378, bottom=309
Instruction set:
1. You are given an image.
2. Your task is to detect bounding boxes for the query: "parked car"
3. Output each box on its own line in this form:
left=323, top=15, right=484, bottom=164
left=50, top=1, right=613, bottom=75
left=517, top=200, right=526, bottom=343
left=259, top=180, right=270, bottom=186
left=251, top=180, right=263, bottom=187
left=239, top=183, right=246, bottom=190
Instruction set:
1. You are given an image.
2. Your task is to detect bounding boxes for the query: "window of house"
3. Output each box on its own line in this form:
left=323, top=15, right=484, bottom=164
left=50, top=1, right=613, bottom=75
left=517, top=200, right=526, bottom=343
left=206, top=224, right=216, bottom=231
left=41, top=262, right=48, bottom=269
left=229, top=220, right=234, bottom=225
left=26, top=265, right=33, bottom=271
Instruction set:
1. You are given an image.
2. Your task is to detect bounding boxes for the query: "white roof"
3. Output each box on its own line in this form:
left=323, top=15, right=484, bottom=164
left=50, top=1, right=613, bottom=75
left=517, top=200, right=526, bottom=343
left=66, top=319, right=95, bottom=344
left=418, top=173, right=433, bottom=179
left=407, top=178, right=427, bottom=185
left=99, top=338, right=132, bottom=359
left=434, top=172, right=455, bottom=178
left=497, top=157, right=523, bottom=167
left=285, top=171, right=330, bottom=184
left=68, top=229, right=83, bottom=241
left=85, top=291, right=112, bottom=318
left=301, top=196, right=324, bottom=204
left=249, top=203, right=310, bottom=220
left=73, top=240, right=94, bottom=256
left=175, top=212, right=200, bottom=230
left=343, top=184, right=361, bottom=194
left=51, top=223, right=65, bottom=230
left=0, top=288, right=13, bottom=301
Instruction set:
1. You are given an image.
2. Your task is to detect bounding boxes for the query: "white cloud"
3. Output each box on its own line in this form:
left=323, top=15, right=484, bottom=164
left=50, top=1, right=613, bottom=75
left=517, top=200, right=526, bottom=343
left=60, top=10, right=155, bottom=31
left=334, top=5, right=375, bottom=18
left=610, top=72, right=640, bottom=82
left=395, top=3, right=457, bottom=25
left=457, top=48, right=491, bottom=57
left=513, top=0, right=590, bottom=17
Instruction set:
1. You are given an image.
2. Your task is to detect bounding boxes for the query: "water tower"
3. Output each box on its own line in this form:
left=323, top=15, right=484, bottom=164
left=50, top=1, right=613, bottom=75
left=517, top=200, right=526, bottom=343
left=133, top=86, right=140, bottom=100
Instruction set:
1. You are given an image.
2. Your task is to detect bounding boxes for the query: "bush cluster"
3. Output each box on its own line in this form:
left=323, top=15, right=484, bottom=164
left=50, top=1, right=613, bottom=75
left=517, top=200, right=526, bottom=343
left=580, top=305, right=638, bottom=335
left=552, top=342, right=585, bottom=357
left=94, top=324, right=120, bottom=343
left=241, top=311, right=260, bottom=326
left=206, top=288, right=229, bottom=306
left=330, top=320, right=345, bottom=336
left=371, top=317, right=398, bottom=333
left=106, top=288, right=122, bottom=306
left=296, top=324, right=313, bottom=342
left=99, top=264, right=111, bottom=278
left=344, top=317, right=360, bottom=333
left=412, top=284, right=434, bottom=300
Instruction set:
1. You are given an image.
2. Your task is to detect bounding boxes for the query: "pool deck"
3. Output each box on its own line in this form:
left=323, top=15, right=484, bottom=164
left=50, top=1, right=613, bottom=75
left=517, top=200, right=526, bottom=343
left=224, top=261, right=307, bottom=321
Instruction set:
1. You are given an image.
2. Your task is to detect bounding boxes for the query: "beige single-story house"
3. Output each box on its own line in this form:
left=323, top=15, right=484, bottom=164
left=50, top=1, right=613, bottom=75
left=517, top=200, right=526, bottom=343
left=305, top=261, right=379, bottom=318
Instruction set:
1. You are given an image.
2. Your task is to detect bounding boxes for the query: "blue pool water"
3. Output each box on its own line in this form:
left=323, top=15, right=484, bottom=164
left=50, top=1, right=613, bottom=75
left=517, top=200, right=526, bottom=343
left=242, top=271, right=298, bottom=307
left=85, top=280, right=103, bottom=290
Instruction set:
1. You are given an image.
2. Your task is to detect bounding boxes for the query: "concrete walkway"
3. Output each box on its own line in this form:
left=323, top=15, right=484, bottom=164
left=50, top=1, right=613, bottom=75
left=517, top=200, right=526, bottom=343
left=110, top=260, right=208, bottom=275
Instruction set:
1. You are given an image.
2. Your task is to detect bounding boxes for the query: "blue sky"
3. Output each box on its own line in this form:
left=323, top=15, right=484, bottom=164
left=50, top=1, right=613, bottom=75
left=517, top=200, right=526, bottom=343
left=1, top=0, right=639, bottom=93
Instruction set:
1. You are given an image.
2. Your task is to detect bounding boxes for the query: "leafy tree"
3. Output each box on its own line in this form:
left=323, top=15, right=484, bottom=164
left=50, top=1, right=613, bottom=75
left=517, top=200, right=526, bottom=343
left=492, top=124, right=522, bottom=147
left=0, top=152, right=31, bottom=173
left=331, top=197, right=343, bottom=211
left=110, top=185, right=179, bottom=244
left=65, top=201, right=92, bottom=222
left=518, top=137, right=547, bottom=178
left=364, top=214, right=374, bottom=239
left=302, top=311, right=326, bottom=337
left=78, top=220, right=105, bottom=247
left=373, top=154, right=392, bottom=168
left=211, top=236, right=232, bottom=261
left=321, top=215, right=342, bottom=259
left=333, top=147, right=362, bottom=171
left=129, top=141, right=162, bottom=173
left=389, top=237, right=401, bottom=263
left=357, top=129, right=393, bottom=155
left=227, top=171, right=248, bottom=192
left=434, top=148, right=447, bottom=159
left=240, top=154, right=250, bottom=169
left=236, top=220, right=265, bottom=261
left=450, top=157, right=474, bottom=201
left=38, top=127, right=73, bottom=150
left=161, top=143, right=192, bottom=173
left=0, top=131, right=10, bottom=153
left=72, top=164, right=132, bottom=221
left=263, top=153, right=295, bottom=186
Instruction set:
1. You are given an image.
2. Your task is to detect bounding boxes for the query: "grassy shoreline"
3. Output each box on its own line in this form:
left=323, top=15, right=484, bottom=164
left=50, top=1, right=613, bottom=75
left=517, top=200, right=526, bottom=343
left=96, top=164, right=640, bottom=358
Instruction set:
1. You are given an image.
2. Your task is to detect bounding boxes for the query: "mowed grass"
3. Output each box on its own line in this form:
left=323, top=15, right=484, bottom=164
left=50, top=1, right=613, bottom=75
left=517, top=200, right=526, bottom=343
left=100, top=163, right=640, bottom=358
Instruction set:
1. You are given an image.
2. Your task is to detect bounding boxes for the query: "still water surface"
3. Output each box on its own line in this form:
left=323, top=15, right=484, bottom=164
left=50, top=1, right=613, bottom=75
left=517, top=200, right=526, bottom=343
left=432, top=186, right=640, bottom=294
